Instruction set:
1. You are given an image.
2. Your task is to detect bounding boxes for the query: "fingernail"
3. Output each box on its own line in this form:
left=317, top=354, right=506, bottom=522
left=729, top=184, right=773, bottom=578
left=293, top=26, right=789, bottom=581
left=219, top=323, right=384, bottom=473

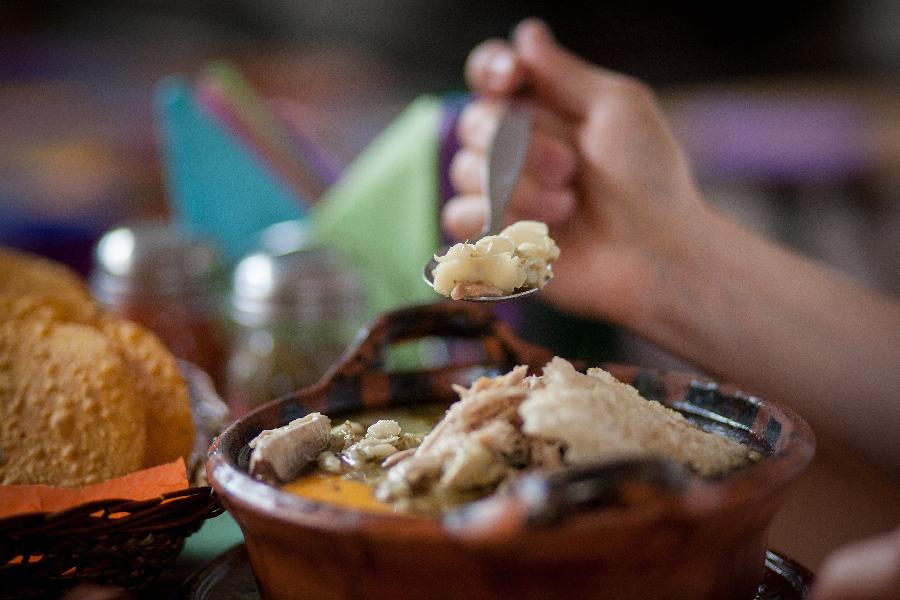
left=541, top=189, right=577, bottom=224
left=531, top=19, right=555, bottom=41
left=486, top=51, right=514, bottom=84
left=515, top=18, right=554, bottom=44
left=443, top=197, right=486, bottom=239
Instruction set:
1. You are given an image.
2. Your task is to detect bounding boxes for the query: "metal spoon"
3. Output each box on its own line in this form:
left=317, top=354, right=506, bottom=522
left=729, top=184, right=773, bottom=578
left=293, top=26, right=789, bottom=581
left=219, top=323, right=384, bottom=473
left=424, top=99, right=539, bottom=302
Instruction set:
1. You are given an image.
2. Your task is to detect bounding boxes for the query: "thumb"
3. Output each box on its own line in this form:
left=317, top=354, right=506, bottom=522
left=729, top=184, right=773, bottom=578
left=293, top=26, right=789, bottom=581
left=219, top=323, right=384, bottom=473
left=811, top=528, right=900, bottom=600
left=513, top=19, right=611, bottom=118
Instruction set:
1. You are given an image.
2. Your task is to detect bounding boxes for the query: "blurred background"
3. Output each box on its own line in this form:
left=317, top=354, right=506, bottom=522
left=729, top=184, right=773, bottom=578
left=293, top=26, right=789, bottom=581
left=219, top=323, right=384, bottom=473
left=2, top=0, right=898, bottom=571
left=4, top=0, right=900, bottom=282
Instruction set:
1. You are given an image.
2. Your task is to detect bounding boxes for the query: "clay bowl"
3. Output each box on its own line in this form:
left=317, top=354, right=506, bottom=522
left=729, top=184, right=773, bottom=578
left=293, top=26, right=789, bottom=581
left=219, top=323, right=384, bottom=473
left=207, top=303, right=815, bottom=600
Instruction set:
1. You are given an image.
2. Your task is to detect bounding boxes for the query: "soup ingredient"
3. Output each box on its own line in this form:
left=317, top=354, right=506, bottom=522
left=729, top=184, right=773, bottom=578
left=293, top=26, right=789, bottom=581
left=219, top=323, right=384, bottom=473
left=325, top=417, right=424, bottom=472
left=282, top=474, right=394, bottom=514
left=254, top=414, right=426, bottom=485
left=376, top=366, right=543, bottom=502
left=249, top=413, right=332, bottom=483
left=431, top=221, right=560, bottom=299
left=520, top=358, right=752, bottom=476
left=377, top=358, right=754, bottom=506
left=340, top=419, right=411, bottom=466
left=274, top=360, right=754, bottom=514
left=279, top=409, right=473, bottom=512
left=378, top=367, right=533, bottom=500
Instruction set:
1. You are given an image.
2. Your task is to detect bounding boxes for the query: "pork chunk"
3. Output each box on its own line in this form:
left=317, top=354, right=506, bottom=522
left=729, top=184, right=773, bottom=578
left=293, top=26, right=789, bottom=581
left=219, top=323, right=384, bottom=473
left=249, top=412, right=332, bottom=483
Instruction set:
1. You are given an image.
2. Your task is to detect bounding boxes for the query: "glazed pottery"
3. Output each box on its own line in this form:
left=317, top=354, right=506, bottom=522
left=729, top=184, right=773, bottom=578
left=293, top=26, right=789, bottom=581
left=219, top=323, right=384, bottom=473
left=208, top=303, right=815, bottom=600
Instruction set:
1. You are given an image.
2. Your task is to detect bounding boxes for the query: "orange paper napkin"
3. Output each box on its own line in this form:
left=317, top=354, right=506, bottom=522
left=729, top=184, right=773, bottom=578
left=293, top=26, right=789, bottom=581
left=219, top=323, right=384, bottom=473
left=0, top=457, right=189, bottom=520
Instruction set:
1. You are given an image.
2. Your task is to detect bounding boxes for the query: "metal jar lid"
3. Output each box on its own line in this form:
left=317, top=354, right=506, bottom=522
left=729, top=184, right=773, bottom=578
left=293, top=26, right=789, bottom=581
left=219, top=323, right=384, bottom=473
left=230, top=222, right=364, bottom=327
left=90, top=221, right=222, bottom=302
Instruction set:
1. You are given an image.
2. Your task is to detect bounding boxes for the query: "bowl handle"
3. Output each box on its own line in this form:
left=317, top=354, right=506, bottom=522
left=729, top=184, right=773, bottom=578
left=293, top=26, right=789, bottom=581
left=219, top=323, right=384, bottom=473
left=297, top=302, right=553, bottom=410
left=444, top=458, right=689, bottom=541
left=338, top=302, right=556, bottom=375
left=515, top=458, right=689, bottom=525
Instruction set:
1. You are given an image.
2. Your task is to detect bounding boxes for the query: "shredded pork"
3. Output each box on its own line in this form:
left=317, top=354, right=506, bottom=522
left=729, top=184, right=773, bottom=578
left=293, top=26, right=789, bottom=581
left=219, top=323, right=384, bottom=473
left=377, top=358, right=754, bottom=504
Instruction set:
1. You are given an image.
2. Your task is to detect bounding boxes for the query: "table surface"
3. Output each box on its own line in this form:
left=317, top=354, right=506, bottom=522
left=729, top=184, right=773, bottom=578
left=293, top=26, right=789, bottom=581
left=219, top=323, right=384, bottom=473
left=180, top=543, right=814, bottom=600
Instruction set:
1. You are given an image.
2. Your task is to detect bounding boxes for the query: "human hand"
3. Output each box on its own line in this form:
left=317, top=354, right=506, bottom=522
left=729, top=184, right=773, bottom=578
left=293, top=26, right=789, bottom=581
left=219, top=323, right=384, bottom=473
left=61, top=584, right=134, bottom=599
left=444, top=19, right=710, bottom=326
left=811, top=526, right=900, bottom=600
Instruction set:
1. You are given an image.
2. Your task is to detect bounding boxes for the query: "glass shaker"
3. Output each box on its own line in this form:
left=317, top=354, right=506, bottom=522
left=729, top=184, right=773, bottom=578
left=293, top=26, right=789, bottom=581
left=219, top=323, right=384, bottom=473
left=225, top=241, right=365, bottom=417
left=90, top=221, right=228, bottom=386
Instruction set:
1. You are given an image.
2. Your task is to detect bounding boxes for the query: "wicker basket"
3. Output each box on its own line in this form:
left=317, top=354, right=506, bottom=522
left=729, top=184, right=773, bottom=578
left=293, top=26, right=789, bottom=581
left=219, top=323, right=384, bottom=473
left=0, top=487, right=222, bottom=598
left=0, top=362, right=230, bottom=598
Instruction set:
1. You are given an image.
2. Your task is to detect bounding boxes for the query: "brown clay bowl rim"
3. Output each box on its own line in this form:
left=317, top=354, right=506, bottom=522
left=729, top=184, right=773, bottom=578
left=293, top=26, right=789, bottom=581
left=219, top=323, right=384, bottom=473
left=208, top=362, right=815, bottom=546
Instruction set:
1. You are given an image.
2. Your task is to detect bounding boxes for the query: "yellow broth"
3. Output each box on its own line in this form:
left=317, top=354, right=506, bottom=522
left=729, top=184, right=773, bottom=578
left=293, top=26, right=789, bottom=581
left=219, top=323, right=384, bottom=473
left=280, top=405, right=448, bottom=514
left=283, top=474, right=395, bottom=514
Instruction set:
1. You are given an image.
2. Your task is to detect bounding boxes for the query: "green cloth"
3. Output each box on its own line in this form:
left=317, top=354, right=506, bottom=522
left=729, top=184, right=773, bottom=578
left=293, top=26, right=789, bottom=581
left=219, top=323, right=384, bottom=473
left=155, top=77, right=305, bottom=264
left=180, top=512, right=244, bottom=563
left=312, top=96, right=443, bottom=318
left=179, top=98, right=445, bottom=568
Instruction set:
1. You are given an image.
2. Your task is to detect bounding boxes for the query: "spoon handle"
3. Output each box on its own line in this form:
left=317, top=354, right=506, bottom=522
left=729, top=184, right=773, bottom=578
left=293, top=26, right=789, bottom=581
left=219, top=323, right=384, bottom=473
left=483, top=99, right=534, bottom=237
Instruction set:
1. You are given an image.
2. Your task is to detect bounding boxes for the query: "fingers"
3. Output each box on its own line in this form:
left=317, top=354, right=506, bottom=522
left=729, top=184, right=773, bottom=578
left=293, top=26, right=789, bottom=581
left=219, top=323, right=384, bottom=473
left=505, top=176, right=577, bottom=225
left=522, top=131, right=578, bottom=189
left=455, top=97, right=577, bottom=196
left=811, top=528, right=900, bottom=600
left=458, top=100, right=571, bottom=153
left=513, top=18, right=643, bottom=119
left=450, top=130, right=576, bottom=195
left=443, top=179, right=577, bottom=242
left=456, top=100, right=502, bottom=153
left=466, top=19, right=642, bottom=121
left=449, top=149, right=484, bottom=195
left=442, top=194, right=485, bottom=241
left=449, top=96, right=579, bottom=241
left=451, top=18, right=603, bottom=241
left=465, top=39, right=528, bottom=98
left=511, top=19, right=604, bottom=117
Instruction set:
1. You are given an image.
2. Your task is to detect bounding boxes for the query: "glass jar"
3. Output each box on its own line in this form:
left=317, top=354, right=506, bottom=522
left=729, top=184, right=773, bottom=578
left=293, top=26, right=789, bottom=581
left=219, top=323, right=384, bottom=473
left=225, top=241, right=365, bottom=417
left=90, top=221, right=229, bottom=386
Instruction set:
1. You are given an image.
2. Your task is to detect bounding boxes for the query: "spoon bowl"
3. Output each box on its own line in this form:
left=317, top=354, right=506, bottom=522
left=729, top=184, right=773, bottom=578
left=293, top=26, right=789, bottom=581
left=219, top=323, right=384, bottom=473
left=422, top=246, right=544, bottom=302
left=425, top=99, right=539, bottom=302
